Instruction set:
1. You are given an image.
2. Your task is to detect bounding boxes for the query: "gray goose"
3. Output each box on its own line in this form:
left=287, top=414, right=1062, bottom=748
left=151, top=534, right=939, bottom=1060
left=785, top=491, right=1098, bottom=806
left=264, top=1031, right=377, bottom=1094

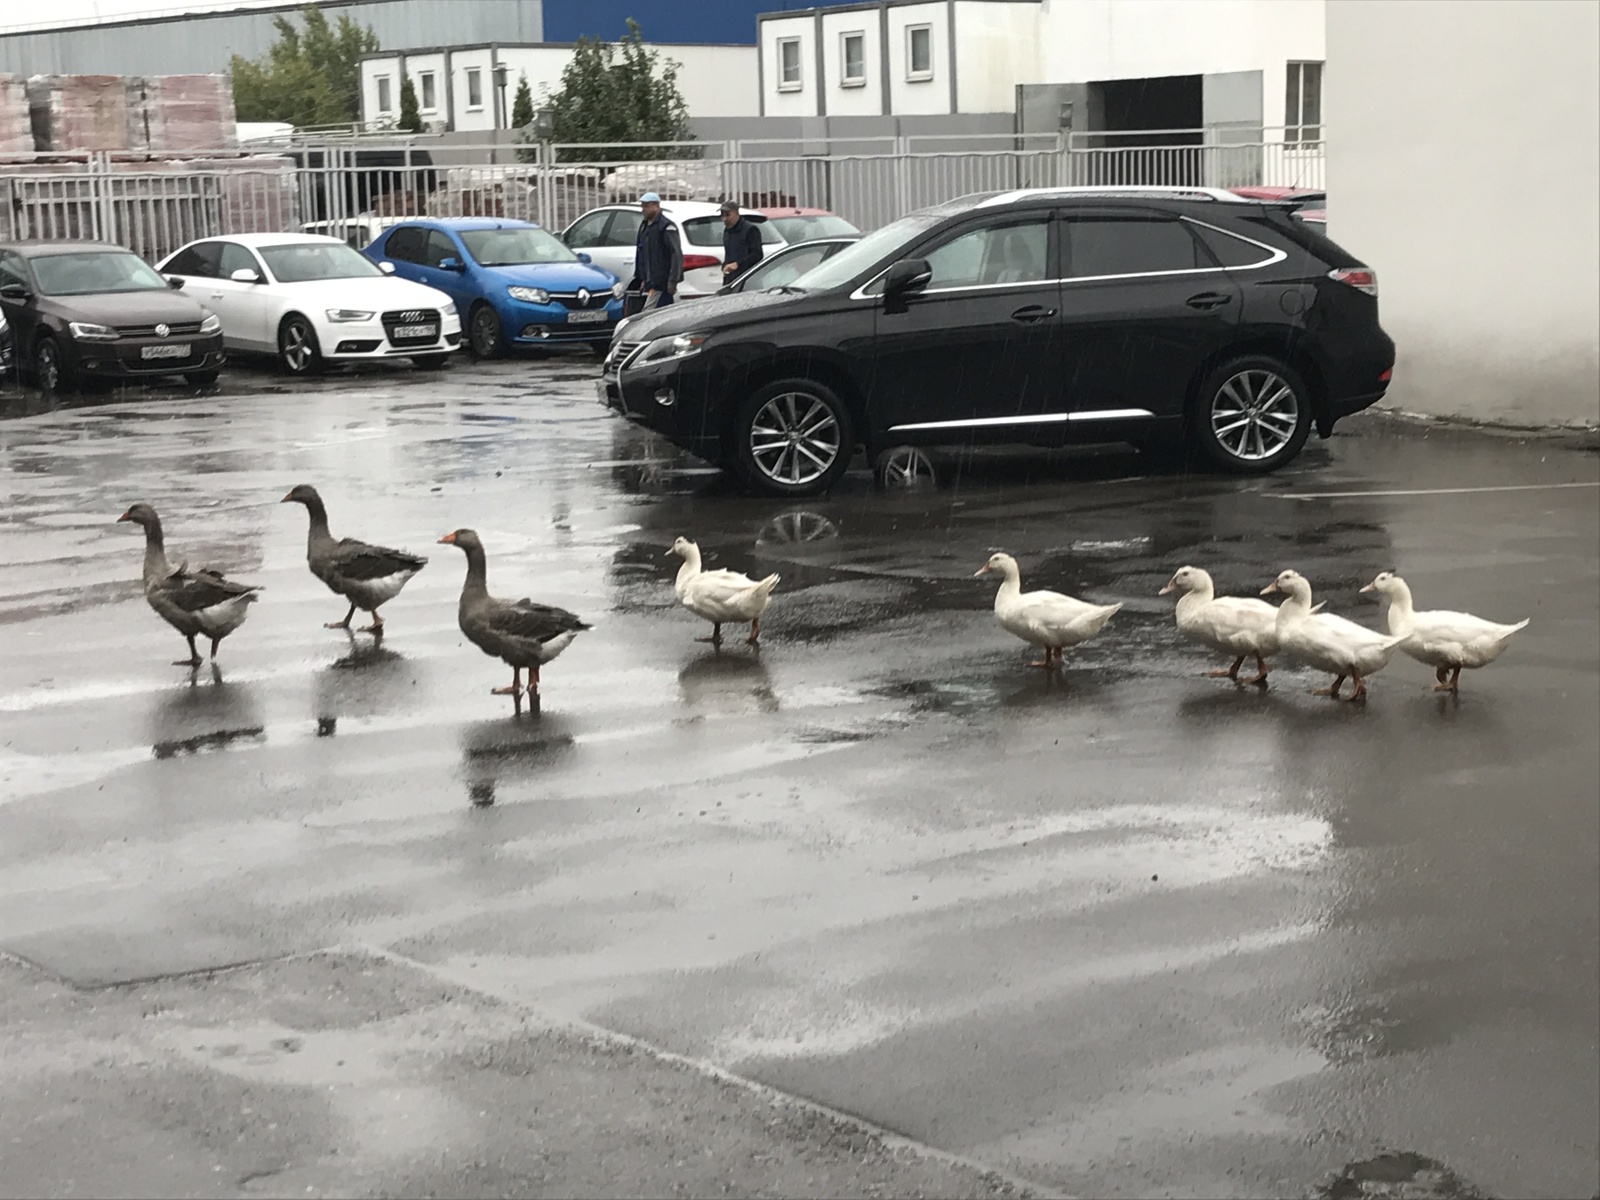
left=118, top=503, right=261, bottom=666
left=281, top=484, right=426, bottom=634
left=438, top=528, right=589, bottom=712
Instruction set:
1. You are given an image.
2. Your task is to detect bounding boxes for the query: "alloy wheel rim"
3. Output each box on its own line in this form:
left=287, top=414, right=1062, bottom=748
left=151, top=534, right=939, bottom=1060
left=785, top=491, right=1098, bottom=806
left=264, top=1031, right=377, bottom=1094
left=749, top=392, right=841, bottom=486
left=38, top=343, right=58, bottom=389
left=880, top=447, right=935, bottom=487
left=1210, top=369, right=1299, bottom=461
left=283, top=324, right=312, bottom=372
left=473, top=310, right=498, bottom=353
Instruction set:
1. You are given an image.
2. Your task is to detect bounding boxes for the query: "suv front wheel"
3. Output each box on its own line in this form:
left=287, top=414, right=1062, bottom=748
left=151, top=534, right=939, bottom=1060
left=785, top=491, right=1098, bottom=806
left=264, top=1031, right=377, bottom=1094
left=733, top=378, right=854, bottom=497
left=1193, top=355, right=1313, bottom=473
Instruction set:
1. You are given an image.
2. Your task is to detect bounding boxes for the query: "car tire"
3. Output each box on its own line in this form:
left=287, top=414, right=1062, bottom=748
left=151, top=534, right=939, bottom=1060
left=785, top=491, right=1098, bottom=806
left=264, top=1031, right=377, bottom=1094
left=184, top=370, right=220, bottom=389
left=278, top=314, right=323, bottom=376
left=412, top=354, right=451, bottom=370
left=34, top=334, right=73, bottom=392
left=1192, top=355, right=1313, bottom=474
left=468, top=304, right=503, bottom=359
left=733, top=378, right=855, bottom=498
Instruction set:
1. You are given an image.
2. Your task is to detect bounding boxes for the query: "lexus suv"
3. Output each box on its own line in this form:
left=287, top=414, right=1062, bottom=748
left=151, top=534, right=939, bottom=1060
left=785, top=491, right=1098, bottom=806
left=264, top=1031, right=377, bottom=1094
left=599, top=187, right=1394, bottom=497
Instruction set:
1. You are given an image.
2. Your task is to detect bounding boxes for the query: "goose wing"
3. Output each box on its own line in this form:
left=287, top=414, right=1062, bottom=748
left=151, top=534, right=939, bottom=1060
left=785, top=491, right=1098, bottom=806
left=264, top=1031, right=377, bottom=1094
left=329, top=537, right=427, bottom=580
left=491, top=598, right=591, bottom=644
left=160, top=566, right=259, bottom=612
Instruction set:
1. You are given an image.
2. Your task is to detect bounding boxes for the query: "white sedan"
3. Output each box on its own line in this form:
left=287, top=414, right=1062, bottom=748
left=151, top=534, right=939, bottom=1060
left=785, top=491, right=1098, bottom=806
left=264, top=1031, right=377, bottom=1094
left=157, top=233, right=462, bottom=375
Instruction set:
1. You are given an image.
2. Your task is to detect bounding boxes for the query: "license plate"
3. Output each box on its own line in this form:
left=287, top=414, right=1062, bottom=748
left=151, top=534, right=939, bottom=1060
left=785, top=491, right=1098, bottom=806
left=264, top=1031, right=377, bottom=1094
left=141, top=343, right=190, bottom=360
left=394, top=324, right=436, bottom=339
left=566, top=310, right=608, bottom=324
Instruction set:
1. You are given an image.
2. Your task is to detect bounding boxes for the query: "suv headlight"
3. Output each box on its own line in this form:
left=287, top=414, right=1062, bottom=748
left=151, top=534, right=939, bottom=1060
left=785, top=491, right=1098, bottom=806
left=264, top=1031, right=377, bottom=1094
left=610, top=280, right=626, bottom=299
left=636, top=332, right=708, bottom=365
left=326, top=308, right=375, bottom=323
left=69, top=321, right=119, bottom=341
left=508, top=286, right=550, bottom=304
left=199, top=313, right=222, bottom=335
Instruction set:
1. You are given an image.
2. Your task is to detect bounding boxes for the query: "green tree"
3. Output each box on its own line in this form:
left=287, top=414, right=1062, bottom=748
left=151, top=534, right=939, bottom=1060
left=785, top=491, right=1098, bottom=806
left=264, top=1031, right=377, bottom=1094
left=231, top=5, right=378, bottom=127
left=397, top=73, right=422, bottom=132
left=540, top=19, right=693, bottom=161
left=511, top=72, right=535, bottom=129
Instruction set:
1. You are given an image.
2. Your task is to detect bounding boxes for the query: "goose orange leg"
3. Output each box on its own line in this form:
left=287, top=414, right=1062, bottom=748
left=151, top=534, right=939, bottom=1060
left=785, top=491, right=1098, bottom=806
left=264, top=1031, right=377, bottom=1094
left=1209, top=655, right=1246, bottom=680
left=1243, top=654, right=1270, bottom=686
left=746, top=617, right=761, bottom=646
left=493, top=666, right=522, bottom=696
left=174, top=633, right=202, bottom=667
left=696, top=622, right=723, bottom=647
left=1029, top=646, right=1056, bottom=669
left=1347, top=670, right=1369, bottom=701
left=1434, top=665, right=1461, bottom=693
left=1312, top=674, right=1345, bottom=698
left=326, top=602, right=356, bottom=630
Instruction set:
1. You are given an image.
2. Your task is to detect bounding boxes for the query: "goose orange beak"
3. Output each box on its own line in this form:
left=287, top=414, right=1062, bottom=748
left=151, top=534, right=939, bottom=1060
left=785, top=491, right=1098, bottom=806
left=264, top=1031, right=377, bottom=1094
left=973, top=565, right=990, bottom=577
left=280, top=491, right=294, bottom=502
left=1260, top=581, right=1280, bottom=595
left=437, top=532, right=457, bottom=545
left=1358, top=581, right=1376, bottom=593
left=116, top=509, right=132, bottom=522
left=1158, top=581, right=1177, bottom=595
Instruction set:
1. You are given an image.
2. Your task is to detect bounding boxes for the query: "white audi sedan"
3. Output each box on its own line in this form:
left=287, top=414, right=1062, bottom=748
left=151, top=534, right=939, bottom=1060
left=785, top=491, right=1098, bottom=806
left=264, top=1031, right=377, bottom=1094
left=157, top=233, right=461, bottom=375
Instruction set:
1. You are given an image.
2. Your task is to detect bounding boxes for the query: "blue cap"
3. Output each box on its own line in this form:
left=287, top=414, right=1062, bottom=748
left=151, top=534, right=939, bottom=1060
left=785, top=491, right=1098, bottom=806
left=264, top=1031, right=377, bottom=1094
left=639, top=192, right=661, bottom=204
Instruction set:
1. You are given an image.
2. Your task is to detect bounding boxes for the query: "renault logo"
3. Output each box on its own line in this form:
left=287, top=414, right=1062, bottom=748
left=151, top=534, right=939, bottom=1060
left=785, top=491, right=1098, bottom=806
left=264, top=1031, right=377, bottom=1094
left=577, top=288, right=591, bottom=306
left=154, top=323, right=170, bottom=337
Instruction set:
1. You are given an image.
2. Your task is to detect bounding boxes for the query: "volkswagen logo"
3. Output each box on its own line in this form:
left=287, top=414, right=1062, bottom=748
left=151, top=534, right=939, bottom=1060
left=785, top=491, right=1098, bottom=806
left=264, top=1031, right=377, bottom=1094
left=154, top=323, right=170, bottom=338
left=577, top=288, right=591, bottom=306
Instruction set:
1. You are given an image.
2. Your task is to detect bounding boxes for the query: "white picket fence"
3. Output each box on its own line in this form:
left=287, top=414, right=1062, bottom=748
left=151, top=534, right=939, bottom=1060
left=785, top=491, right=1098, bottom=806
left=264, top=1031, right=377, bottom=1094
left=0, top=129, right=1324, bottom=262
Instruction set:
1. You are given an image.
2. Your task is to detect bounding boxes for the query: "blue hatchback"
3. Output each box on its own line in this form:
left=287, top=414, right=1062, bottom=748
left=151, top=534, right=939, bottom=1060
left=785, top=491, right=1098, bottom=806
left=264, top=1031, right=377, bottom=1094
left=365, top=218, right=625, bottom=357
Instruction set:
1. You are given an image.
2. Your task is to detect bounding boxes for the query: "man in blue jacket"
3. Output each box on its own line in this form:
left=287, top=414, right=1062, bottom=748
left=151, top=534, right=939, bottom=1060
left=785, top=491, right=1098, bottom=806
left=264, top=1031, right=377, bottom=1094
left=632, top=193, right=682, bottom=311
left=719, top=200, right=764, bottom=286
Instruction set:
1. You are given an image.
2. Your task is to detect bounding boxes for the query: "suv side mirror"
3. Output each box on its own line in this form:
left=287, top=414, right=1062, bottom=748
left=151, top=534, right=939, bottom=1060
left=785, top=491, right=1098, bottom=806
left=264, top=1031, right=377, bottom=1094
left=378, top=260, right=397, bottom=275
left=438, top=256, right=464, bottom=272
left=166, top=275, right=185, bottom=289
left=230, top=268, right=261, bottom=284
left=882, top=259, right=932, bottom=296
left=0, top=282, right=30, bottom=302
left=576, top=252, right=592, bottom=264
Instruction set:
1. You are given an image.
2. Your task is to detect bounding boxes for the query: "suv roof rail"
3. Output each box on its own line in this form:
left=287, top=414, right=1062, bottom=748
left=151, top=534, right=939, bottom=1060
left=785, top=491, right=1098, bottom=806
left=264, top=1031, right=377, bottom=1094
left=979, top=186, right=1251, bottom=207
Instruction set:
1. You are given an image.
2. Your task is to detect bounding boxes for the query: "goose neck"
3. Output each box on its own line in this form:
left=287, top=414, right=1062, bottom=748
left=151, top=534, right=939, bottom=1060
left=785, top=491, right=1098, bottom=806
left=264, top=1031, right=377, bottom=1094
left=460, top=543, right=490, bottom=599
left=1384, top=581, right=1417, bottom=633
left=138, top=519, right=170, bottom=580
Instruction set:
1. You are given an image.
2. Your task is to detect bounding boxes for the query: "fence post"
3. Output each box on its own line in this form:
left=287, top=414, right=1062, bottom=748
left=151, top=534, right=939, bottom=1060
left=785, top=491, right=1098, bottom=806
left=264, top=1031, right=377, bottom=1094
left=893, top=135, right=909, bottom=220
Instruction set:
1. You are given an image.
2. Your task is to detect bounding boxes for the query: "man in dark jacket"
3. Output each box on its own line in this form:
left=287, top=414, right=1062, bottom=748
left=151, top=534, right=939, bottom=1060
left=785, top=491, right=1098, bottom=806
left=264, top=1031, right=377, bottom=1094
left=632, top=193, right=683, bottom=311
left=719, top=201, right=764, bottom=286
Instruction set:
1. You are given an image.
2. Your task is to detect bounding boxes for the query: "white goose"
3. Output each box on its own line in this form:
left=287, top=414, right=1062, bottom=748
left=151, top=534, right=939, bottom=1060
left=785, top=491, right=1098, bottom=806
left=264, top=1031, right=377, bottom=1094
left=1160, top=564, right=1313, bottom=685
left=1262, top=569, right=1406, bottom=701
left=976, top=552, right=1121, bottom=670
left=669, top=536, right=780, bottom=648
left=1360, top=571, right=1528, bottom=692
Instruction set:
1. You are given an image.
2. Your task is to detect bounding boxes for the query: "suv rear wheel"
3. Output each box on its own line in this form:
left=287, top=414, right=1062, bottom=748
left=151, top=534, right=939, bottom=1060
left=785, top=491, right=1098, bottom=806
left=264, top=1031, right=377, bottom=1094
left=733, top=378, right=854, bottom=497
left=1193, top=355, right=1312, bottom=473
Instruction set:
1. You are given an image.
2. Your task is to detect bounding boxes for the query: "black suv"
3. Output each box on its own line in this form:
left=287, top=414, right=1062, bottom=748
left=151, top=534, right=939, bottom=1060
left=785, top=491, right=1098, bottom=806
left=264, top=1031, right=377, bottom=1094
left=599, top=187, right=1394, bottom=497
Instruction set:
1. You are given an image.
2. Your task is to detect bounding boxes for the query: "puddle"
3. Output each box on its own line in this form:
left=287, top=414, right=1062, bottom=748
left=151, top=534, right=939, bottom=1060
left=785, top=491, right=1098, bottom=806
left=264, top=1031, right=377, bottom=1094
left=1311, top=1152, right=1488, bottom=1200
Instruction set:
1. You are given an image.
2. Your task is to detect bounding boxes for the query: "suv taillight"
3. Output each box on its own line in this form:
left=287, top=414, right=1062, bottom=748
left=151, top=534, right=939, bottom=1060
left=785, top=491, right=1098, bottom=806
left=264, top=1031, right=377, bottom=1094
left=683, top=254, right=720, bottom=272
left=1328, top=267, right=1377, bottom=296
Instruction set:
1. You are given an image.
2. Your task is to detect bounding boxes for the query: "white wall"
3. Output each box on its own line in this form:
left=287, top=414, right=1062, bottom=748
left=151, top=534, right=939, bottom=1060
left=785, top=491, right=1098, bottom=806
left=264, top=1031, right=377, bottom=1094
left=954, top=1, right=1041, bottom=114
left=886, top=1, right=950, bottom=116
left=450, top=47, right=496, bottom=133
left=821, top=8, right=883, bottom=117
left=656, top=45, right=759, bottom=119
left=404, top=51, right=448, bottom=130
left=761, top=15, right=817, bottom=117
left=1327, top=0, right=1599, bottom=427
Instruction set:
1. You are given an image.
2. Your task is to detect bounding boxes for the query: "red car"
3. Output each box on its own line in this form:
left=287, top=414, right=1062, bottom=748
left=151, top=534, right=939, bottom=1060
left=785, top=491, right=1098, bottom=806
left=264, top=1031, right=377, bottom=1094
left=1229, top=187, right=1325, bottom=226
left=750, top=207, right=861, bottom=245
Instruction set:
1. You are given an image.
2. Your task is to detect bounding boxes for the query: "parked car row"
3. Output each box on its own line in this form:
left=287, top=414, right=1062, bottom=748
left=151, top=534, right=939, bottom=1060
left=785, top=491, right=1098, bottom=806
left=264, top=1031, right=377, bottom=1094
left=599, top=185, right=1394, bottom=497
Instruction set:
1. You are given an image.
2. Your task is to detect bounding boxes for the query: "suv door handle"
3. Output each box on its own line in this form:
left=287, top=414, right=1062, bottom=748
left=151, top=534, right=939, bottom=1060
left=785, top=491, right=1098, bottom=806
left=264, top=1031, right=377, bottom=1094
left=1186, top=292, right=1233, bottom=310
left=1010, top=305, right=1057, bottom=323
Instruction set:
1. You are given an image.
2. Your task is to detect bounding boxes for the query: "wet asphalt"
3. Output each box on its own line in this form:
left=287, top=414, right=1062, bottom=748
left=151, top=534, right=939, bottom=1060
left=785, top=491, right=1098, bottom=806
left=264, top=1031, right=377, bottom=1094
left=1, top=357, right=1597, bottom=1199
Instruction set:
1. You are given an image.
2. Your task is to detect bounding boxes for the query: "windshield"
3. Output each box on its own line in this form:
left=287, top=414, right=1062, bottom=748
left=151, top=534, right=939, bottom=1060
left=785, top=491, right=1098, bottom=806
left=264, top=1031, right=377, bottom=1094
left=460, top=226, right=577, bottom=267
left=259, top=242, right=384, bottom=283
left=30, top=251, right=168, bottom=296
left=784, top=215, right=940, bottom=293
left=766, top=214, right=861, bottom=243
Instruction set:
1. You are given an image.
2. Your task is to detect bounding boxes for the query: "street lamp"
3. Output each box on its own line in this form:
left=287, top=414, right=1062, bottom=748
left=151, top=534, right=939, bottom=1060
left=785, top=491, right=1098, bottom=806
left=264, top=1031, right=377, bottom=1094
left=493, top=63, right=510, bottom=130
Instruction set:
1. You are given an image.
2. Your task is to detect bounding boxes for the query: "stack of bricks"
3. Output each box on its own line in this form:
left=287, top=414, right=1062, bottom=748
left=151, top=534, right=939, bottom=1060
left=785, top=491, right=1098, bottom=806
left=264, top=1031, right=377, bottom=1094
left=27, top=73, right=237, bottom=155
left=27, top=74, right=130, bottom=153
left=0, top=74, right=31, bottom=154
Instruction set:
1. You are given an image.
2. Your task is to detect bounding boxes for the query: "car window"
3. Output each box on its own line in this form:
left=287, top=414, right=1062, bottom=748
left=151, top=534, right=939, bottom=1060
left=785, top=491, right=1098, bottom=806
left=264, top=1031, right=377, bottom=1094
left=604, top=211, right=644, bottom=247
left=0, top=250, right=28, bottom=290
left=743, top=242, right=834, bottom=290
left=384, top=226, right=426, bottom=263
left=766, top=214, right=859, bottom=243
left=564, top=211, right=614, bottom=249
left=1186, top=221, right=1278, bottom=269
left=30, top=251, right=168, bottom=296
left=1067, top=218, right=1205, bottom=278
left=166, top=243, right=221, bottom=278
left=681, top=217, right=723, bottom=247
left=423, top=230, right=458, bottom=268
left=922, top=218, right=1050, bottom=289
left=258, top=242, right=384, bottom=283
left=791, top=213, right=942, bottom=294
left=217, top=243, right=260, bottom=278
left=459, top=226, right=576, bottom=266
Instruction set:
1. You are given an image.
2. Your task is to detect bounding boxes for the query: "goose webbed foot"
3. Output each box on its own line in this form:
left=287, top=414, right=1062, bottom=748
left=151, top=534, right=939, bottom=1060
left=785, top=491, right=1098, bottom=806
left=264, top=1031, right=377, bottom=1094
left=356, top=610, right=384, bottom=634
left=492, top=667, right=523, bottom=697
left=1432, top=666, right=1461, bottom=692
left=1311, top=674, right=1345, bottom=698
left=325, top=602, right=357, bottom=630
left=1208, top=655, right=1246, bottom=679
left=1243, top=655, right=1270, bottom=686
left=1347, top=671, right=1369, bottom=702
left=696, top=623, right=724, bottom=647
left=174, top=634, right=202, bottom=666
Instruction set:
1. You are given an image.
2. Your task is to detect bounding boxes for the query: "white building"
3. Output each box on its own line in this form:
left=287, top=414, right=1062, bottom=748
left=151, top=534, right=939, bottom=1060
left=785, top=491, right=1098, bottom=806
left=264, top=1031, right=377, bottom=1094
left=359, top=41, right=758, bottom=135
left=757, top=0, right=1324, bottom=135
left=1327, top=0, right=1599, bottom=428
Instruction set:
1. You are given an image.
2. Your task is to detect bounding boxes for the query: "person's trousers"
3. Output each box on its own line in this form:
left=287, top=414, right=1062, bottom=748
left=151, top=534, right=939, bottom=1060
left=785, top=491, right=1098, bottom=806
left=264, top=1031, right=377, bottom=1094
left=640, top=290, right=676, bottom=311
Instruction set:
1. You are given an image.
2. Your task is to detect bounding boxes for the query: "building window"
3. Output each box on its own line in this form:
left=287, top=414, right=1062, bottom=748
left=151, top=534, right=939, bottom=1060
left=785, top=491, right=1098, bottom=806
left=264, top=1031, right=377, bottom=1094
left=906, top=24, right=933, bottom=81
left=376, top=75, right=393, bottom=114
left=777, top=37, right=802, bottom=91
left=465, top=67, right=483, bottom=110
left=419, top=71, right=437, bottom=112
left=841, top=31, right=866, bottom=86
left=1286, top=61, right=1322, bottom=146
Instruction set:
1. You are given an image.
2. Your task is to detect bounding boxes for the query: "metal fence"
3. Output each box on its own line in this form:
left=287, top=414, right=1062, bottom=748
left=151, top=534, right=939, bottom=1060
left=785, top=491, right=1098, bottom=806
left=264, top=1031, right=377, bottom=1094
left=0, top=129, right=1324, bottom=261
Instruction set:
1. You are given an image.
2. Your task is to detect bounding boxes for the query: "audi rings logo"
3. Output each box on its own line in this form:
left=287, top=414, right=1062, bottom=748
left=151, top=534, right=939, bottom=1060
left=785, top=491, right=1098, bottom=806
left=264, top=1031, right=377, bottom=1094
left=154, top=323, right=170, bottom=338
left=576, top=288, right=591, bottom=306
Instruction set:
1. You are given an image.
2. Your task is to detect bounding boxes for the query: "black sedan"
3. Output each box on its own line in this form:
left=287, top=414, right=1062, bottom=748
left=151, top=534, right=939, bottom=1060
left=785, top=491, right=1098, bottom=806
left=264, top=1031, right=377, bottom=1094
left=602, top=187, right=1395, bottom=497
left=0, top=241, right=226, bottom=391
